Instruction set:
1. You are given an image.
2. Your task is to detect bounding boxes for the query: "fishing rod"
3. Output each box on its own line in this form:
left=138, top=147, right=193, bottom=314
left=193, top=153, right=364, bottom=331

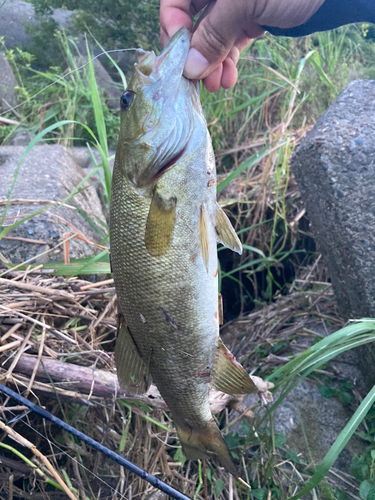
left=0, top=383, right=191, bottom=500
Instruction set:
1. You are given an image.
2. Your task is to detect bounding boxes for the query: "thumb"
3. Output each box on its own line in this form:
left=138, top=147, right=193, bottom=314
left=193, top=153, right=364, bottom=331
left=184, top=1, right=241, bottom=80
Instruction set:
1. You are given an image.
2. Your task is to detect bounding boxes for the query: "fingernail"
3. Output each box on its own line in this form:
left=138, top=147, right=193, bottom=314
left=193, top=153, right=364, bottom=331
left=168, top=25, right=182, bottom=38
left=184, top=48, right=209, bottom=79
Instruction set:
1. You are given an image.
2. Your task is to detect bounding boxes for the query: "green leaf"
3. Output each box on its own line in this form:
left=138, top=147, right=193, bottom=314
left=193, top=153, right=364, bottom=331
left=173, top=447, right=186, bottom=468
left=251, top=488, right=267, bottom=500
left=286, top=450, right=300, bottom=464
left=241, top=418, right=250, bottom=435
left=214, top=478, right=224, bottom=497
left=319, top=385, right=332, bottom=398
left=11, top=260, right=109, bottom=276
left=217, top=143, right=285, bottom=192
left=339, top=391, right=351, bottom=405
left=359, top=479, right=375, bottom=500
left=275, top=433, right=286, bottom=448
left=335, top=489, right=348, bottom=500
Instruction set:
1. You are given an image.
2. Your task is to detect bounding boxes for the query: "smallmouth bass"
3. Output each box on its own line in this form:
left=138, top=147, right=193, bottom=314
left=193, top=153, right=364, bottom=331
left=110, top=28, right=273, bottom=475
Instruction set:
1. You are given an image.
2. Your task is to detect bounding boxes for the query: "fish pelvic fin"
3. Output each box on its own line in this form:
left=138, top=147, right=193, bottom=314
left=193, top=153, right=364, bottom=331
left=176, top=420, right=237, bottom=476
left=211, top=339, right=274, bottom=402
left=115, top=317, right=151, bottom=395
left=215, top=204, right=242, bottom=255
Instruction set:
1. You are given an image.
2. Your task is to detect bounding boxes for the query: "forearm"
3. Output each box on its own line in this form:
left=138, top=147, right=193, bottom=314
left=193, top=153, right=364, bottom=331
left=263, top=0, right=375, bottom=37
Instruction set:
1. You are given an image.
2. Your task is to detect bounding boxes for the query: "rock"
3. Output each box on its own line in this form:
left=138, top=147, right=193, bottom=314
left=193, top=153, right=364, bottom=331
left=225, top=318, right=365, bottom=478
left=74, top=52, right=123, bottom=110
left=291, top=79, right=375, bottom=385
left=70, top=147, right=116, bottom=171
left=91, top=58, right=122, bottom=109
left=0, top=0, right=71, bottom=50
left=0, top=0, right=123, bottom=107
left=0, top=52, right=18, bottom=111
left=7, top=130, right=35, bottom=146
left=271, top=379, right=364, bottom=473
left=0, top=145, right=106, bottom=264
left=69, top=147, right=116, bottom=216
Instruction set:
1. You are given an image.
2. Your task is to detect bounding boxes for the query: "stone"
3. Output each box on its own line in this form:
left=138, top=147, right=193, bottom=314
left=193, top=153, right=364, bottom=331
left=225, top=319, right=366, bottom=479
left=0, top=0, right=123, bottom=108
left=0, top=145, right=106, bottom=264
left=0, top=0, right=71, bottom=50
left=0, top=53, right=18, bottom=111
left=291, top=79, right=375, bottom=385
left=74, top=54, right=123, bottom=110
left=7, top=130, right=35, bottom=146
left=91, top=58, right=122, bottom=110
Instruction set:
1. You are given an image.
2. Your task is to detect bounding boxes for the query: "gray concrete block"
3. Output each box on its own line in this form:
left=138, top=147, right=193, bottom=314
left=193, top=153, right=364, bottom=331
left=0, top=53, right=18, bottom=111
left=291, top=79, right=375, bottom=384
left=0, top=145, right=106, bottom=264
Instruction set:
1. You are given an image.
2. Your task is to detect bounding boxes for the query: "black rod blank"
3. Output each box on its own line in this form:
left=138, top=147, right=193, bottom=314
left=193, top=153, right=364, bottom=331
left=0, top=383, right=191, bottom=500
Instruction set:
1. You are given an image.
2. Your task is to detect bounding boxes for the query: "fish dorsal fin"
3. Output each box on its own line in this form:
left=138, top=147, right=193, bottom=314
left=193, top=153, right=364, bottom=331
left=211, top=339, right=273, bottom=401
left=145, top=188, right=176, bottom=256
left=200, top=204, right=210, bottom=272
left=215, top=205, right=242, bottom=255
left=115, top=317, right=151, bottom=395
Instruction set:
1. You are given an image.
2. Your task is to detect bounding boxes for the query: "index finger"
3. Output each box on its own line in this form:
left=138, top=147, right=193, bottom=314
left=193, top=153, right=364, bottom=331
left=160, top=0, right=193, bottom=39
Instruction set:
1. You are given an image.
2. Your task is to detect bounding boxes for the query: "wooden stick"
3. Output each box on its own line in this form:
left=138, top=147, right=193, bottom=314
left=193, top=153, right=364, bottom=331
left=0, top=278, right=75, bottom=300
left=0, top=305, right=77, bottom=345
left=25, top=319, right=46, bottom=398
left=0, top=116, right=20, bottom=126
left=80, top=278, right=114, bottom=291
left=11, top=355, right=242, bottom=413
left=2, top=236, right=48, bottom=245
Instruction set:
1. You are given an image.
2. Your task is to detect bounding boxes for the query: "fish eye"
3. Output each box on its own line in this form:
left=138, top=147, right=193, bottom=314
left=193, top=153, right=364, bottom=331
left=120, top=90, right=136, bottom=110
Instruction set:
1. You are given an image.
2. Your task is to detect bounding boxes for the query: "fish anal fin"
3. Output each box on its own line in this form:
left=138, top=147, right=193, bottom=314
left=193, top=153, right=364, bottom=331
left=115, top=321, right=151, bottom=396
left=145, top=188, right=176, bottom=256
left=211, top=339, right=274, bottom=401
left=175, top=420, right=237, bottom=476
left=215, top=205, right=242, bottom=255
left=200, top=205, right=210, bottom=272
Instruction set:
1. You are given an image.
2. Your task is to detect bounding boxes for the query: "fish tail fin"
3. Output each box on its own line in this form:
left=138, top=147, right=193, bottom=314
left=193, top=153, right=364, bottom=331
left=175, top=420, right=237, bottom=476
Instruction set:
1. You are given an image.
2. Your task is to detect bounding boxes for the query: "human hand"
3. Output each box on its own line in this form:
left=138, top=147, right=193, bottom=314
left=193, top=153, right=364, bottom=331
left=160, top=0, right=324, bottom=92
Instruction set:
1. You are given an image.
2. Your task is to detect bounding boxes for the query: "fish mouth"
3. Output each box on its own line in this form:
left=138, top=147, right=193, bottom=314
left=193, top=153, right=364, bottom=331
left=157, top=27, right=191, bottom=74
left=136, top=28, right=190, bottom=87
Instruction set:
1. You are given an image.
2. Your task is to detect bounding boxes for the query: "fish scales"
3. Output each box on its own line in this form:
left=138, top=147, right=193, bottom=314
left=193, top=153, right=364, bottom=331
left=110, top=28, right=273, bottom=476
left=111, top=144, right=218, bottom=428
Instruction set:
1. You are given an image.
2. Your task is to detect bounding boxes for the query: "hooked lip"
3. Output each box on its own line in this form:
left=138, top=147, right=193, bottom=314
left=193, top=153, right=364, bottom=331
left=154, top=27, right=190, bottom=79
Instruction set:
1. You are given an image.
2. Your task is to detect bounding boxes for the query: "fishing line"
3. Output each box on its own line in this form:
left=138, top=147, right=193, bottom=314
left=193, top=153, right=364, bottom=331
left=0, top=383, right=192, bottom=500
left=0, top=48, right=138, bottom=118
left=2, top=406, right=129, bottom=500
left=2, top=413, right=125, bottom=498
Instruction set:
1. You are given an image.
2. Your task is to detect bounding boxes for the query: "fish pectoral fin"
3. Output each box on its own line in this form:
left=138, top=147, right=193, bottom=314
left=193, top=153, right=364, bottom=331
left=115, top=320, right=151, bottom=396
left=200, top=204, right=210, bottom=272
left=211, top=339, right=274, bottom=401
left=176, top=420, right=237, bottom=477
left=145, top=187, right=176, bottom=256
left=215, top=205, right=242, bottom=255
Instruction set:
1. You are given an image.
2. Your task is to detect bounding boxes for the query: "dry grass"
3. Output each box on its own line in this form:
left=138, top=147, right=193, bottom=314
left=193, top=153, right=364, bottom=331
left=0, top=256, right=347, bottom=499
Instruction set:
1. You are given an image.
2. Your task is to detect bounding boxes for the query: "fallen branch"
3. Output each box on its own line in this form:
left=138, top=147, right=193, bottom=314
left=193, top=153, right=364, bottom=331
left=11, top=355, right=245, bottom=414
left=0, top=116, right=20, bottom=126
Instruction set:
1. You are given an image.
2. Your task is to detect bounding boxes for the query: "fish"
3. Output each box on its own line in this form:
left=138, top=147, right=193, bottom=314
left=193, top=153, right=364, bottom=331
left=110, top=27, right=273, bottom=476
